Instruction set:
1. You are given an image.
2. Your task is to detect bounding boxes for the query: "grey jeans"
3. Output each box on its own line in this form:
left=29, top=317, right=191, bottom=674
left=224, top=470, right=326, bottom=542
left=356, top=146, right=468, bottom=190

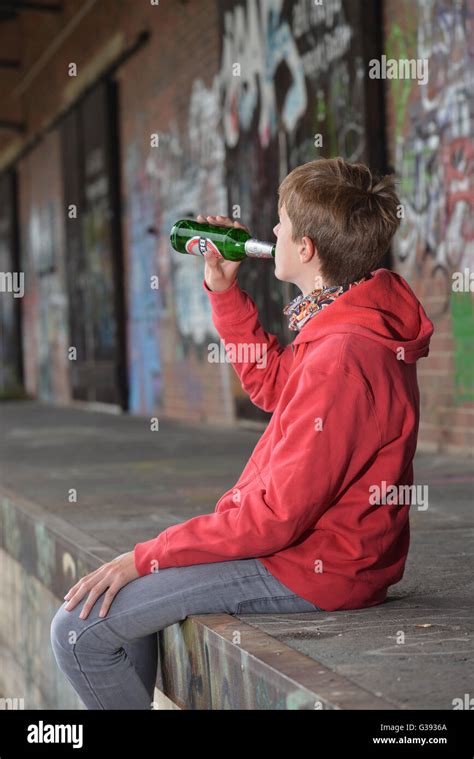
left=50, top=556, right=322, bottom=710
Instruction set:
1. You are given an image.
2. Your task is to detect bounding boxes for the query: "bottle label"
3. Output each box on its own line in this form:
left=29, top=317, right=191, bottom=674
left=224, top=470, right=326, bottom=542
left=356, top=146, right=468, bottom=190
left=185, top=236, right=224, bottom=258
left=244, top=239, right=274, bottom=258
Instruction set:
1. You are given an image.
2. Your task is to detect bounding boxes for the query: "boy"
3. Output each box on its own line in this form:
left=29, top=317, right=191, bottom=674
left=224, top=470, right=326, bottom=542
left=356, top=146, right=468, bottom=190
left=53, top=158, right=433, bottom=709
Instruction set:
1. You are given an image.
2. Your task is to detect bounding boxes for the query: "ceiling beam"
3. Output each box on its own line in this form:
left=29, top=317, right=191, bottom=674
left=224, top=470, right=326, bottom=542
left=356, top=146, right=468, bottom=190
left=0, top=1, right=62, bottom=14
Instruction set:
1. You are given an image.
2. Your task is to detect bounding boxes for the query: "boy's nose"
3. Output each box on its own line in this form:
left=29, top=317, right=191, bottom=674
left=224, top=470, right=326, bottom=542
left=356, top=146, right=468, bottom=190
left=273, top=223, right=280, bottom=237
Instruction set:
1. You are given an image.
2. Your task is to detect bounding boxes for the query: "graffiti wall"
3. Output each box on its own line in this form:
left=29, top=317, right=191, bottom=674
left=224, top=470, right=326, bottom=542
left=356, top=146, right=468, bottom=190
left=217, top=0, right=385, bottom=420
left=385, top=0, right=474, bottom=450
left=119, top=0, right=383, bottom=422
left=4, top=0, right=471, bottom=450
left=119, top=0, right=234, bottom=421
left=18, top=130, right=71, bottom=403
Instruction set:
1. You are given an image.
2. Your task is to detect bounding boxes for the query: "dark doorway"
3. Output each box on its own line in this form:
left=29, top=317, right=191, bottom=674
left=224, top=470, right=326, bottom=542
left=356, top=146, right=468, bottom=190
left=60, top=78, right=127, bottom=407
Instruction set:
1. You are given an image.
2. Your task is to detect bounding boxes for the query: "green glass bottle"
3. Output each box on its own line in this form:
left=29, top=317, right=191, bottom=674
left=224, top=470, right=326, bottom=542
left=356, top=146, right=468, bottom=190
left=170, top=219, right=276, bottom=260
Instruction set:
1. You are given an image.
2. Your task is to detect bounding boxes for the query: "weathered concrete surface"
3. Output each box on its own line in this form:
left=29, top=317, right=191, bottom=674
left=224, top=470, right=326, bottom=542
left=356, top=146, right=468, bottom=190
left=0, top=548, right=85, bottom=710
left=2, top=488, right=394, bottom=710
left=0, top=401, right=472, bottom=709
left=0, top=547, right=179, bottom=711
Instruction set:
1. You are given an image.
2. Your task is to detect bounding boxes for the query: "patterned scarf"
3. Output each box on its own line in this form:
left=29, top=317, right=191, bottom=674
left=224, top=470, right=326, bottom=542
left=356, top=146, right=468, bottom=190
left=283, top=275, right=370, bottom=332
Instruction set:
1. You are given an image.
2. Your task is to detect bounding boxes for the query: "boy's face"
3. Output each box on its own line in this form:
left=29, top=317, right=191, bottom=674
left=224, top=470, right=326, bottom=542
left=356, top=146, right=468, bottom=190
left=273, top=203, right=321, bottom=293
left=273, top=203, right=298, bottom=282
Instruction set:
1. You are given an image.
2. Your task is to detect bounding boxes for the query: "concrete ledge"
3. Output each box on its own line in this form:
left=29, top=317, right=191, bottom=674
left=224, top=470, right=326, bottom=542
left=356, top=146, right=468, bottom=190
left=158, top=614, right=396, bottom=710
left=1, top=402, right=472, bottom=710
left=0, top=487, right=394, bottom=710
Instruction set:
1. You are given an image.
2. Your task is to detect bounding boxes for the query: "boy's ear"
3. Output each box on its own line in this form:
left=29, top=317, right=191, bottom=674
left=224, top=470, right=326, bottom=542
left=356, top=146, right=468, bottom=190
left=299, top=235, right=318, bottom=263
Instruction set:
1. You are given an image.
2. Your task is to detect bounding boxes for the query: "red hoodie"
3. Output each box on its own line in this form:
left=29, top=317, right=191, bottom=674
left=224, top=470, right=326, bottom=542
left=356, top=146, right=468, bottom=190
left=134, top=268, right=434, bottom=611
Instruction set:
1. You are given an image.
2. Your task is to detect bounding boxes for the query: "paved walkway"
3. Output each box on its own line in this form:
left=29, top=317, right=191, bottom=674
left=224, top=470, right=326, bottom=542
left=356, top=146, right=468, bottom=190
left=0, top=401, right=472, bottom=709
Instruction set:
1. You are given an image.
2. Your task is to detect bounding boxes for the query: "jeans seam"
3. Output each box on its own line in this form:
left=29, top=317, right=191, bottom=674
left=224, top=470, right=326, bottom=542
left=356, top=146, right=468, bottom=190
left=71, top=643, right=106, bottom=710
left=236, top=593, right=302, bottom=614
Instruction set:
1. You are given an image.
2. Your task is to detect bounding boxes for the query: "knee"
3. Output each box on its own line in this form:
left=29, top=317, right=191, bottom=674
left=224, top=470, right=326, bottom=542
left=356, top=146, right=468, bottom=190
left=51, top=600, right=122, bottom=660
left=50, top=602, right=79, bottom=657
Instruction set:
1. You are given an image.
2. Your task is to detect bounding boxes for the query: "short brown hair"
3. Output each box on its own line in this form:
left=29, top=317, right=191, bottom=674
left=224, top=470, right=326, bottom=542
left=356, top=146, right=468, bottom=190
left=277, top=157, right=401, bottom=285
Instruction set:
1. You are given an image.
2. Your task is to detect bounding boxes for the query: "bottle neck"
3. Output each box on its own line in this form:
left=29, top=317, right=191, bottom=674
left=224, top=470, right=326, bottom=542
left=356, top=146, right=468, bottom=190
left=244, top=238, right=275, bottom=258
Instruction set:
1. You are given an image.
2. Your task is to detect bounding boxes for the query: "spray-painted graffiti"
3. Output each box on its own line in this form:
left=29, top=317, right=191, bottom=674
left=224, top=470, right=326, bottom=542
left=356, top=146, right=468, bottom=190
left=124, top=0, right=372, bottom=418
left=387, top=0, right=474, bottom=401
left=218, top=0, right=358, bottom=151
left=217, top=0, right=365, bottom=161
left=124, top=141, right=163, bottom=414
left=27, top=203, right=62, bottom=399
left=159, top=619, right=320, bottom=709
left=219, top=0, right=307, bottom=149
left=451, top=291, right=474, bottom=402
left=327, top=56, right=365, bottom=162
left=124, top=76, right=227, bottom=414
left=19, top=132, right=70, bottom=403
left=216, top=0, right=367, bottom=364
left=389, top=0, right=474, bottom=317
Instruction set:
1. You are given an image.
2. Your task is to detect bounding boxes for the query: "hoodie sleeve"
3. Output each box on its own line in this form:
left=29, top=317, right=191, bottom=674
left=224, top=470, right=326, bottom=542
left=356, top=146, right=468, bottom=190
left=202, top=277, right=293, bottom=413
left=133, top=366, right=381, bottom=576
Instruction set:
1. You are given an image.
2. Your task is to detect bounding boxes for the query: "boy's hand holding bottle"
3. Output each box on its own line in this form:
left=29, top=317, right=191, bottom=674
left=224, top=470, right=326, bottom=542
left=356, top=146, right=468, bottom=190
left=169, top=215, right=275, bottom=291
left=196, top=215, right=250, bottom=293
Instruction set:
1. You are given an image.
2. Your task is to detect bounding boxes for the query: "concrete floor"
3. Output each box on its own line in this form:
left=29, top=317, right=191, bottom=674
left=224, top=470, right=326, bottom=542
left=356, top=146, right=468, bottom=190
left=0, top=400, right=473, bottom=709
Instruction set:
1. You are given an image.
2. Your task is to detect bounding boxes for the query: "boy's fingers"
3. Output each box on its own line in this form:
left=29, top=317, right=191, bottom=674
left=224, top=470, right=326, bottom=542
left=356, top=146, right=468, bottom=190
left=64, top=585, right=89, bottom=610
left=208, top=215, right=233, bottom=227
left=64, top=570, right=97, bottom=600
left=197, top=214, right=248, bottom=233
left=215, top=215, right=235, bottom=227
left=203, top=251, right=220, bottom=266
left=98, top=588, right=119, bottom=618
left=78, top=581, right=109, bottom=620
left=218, top=216, right=249, bottom=233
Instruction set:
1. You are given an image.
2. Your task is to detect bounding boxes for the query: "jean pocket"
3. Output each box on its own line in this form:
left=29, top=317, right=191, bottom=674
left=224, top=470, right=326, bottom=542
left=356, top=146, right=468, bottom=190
left=236, top=594, right=321, bottom=615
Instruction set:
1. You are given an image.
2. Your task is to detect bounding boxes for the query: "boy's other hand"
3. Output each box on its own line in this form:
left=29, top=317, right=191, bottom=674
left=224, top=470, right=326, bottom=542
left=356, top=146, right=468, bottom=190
left=63, top=551, right=139, bottom=620
left=197, top=214, right=250, bottom=293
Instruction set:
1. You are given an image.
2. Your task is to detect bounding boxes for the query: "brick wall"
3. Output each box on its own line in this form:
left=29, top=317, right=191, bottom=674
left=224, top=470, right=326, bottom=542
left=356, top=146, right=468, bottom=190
left=117, top=0, right=233, bottom=423
left=1, top=0, right=472, bottom=451
left=384, top=0, right=474, bottom=453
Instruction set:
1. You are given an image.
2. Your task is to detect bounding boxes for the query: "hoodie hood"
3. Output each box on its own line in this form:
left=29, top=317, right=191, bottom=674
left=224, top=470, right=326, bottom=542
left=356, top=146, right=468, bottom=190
left=292, top=268, right=434, bottom=364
